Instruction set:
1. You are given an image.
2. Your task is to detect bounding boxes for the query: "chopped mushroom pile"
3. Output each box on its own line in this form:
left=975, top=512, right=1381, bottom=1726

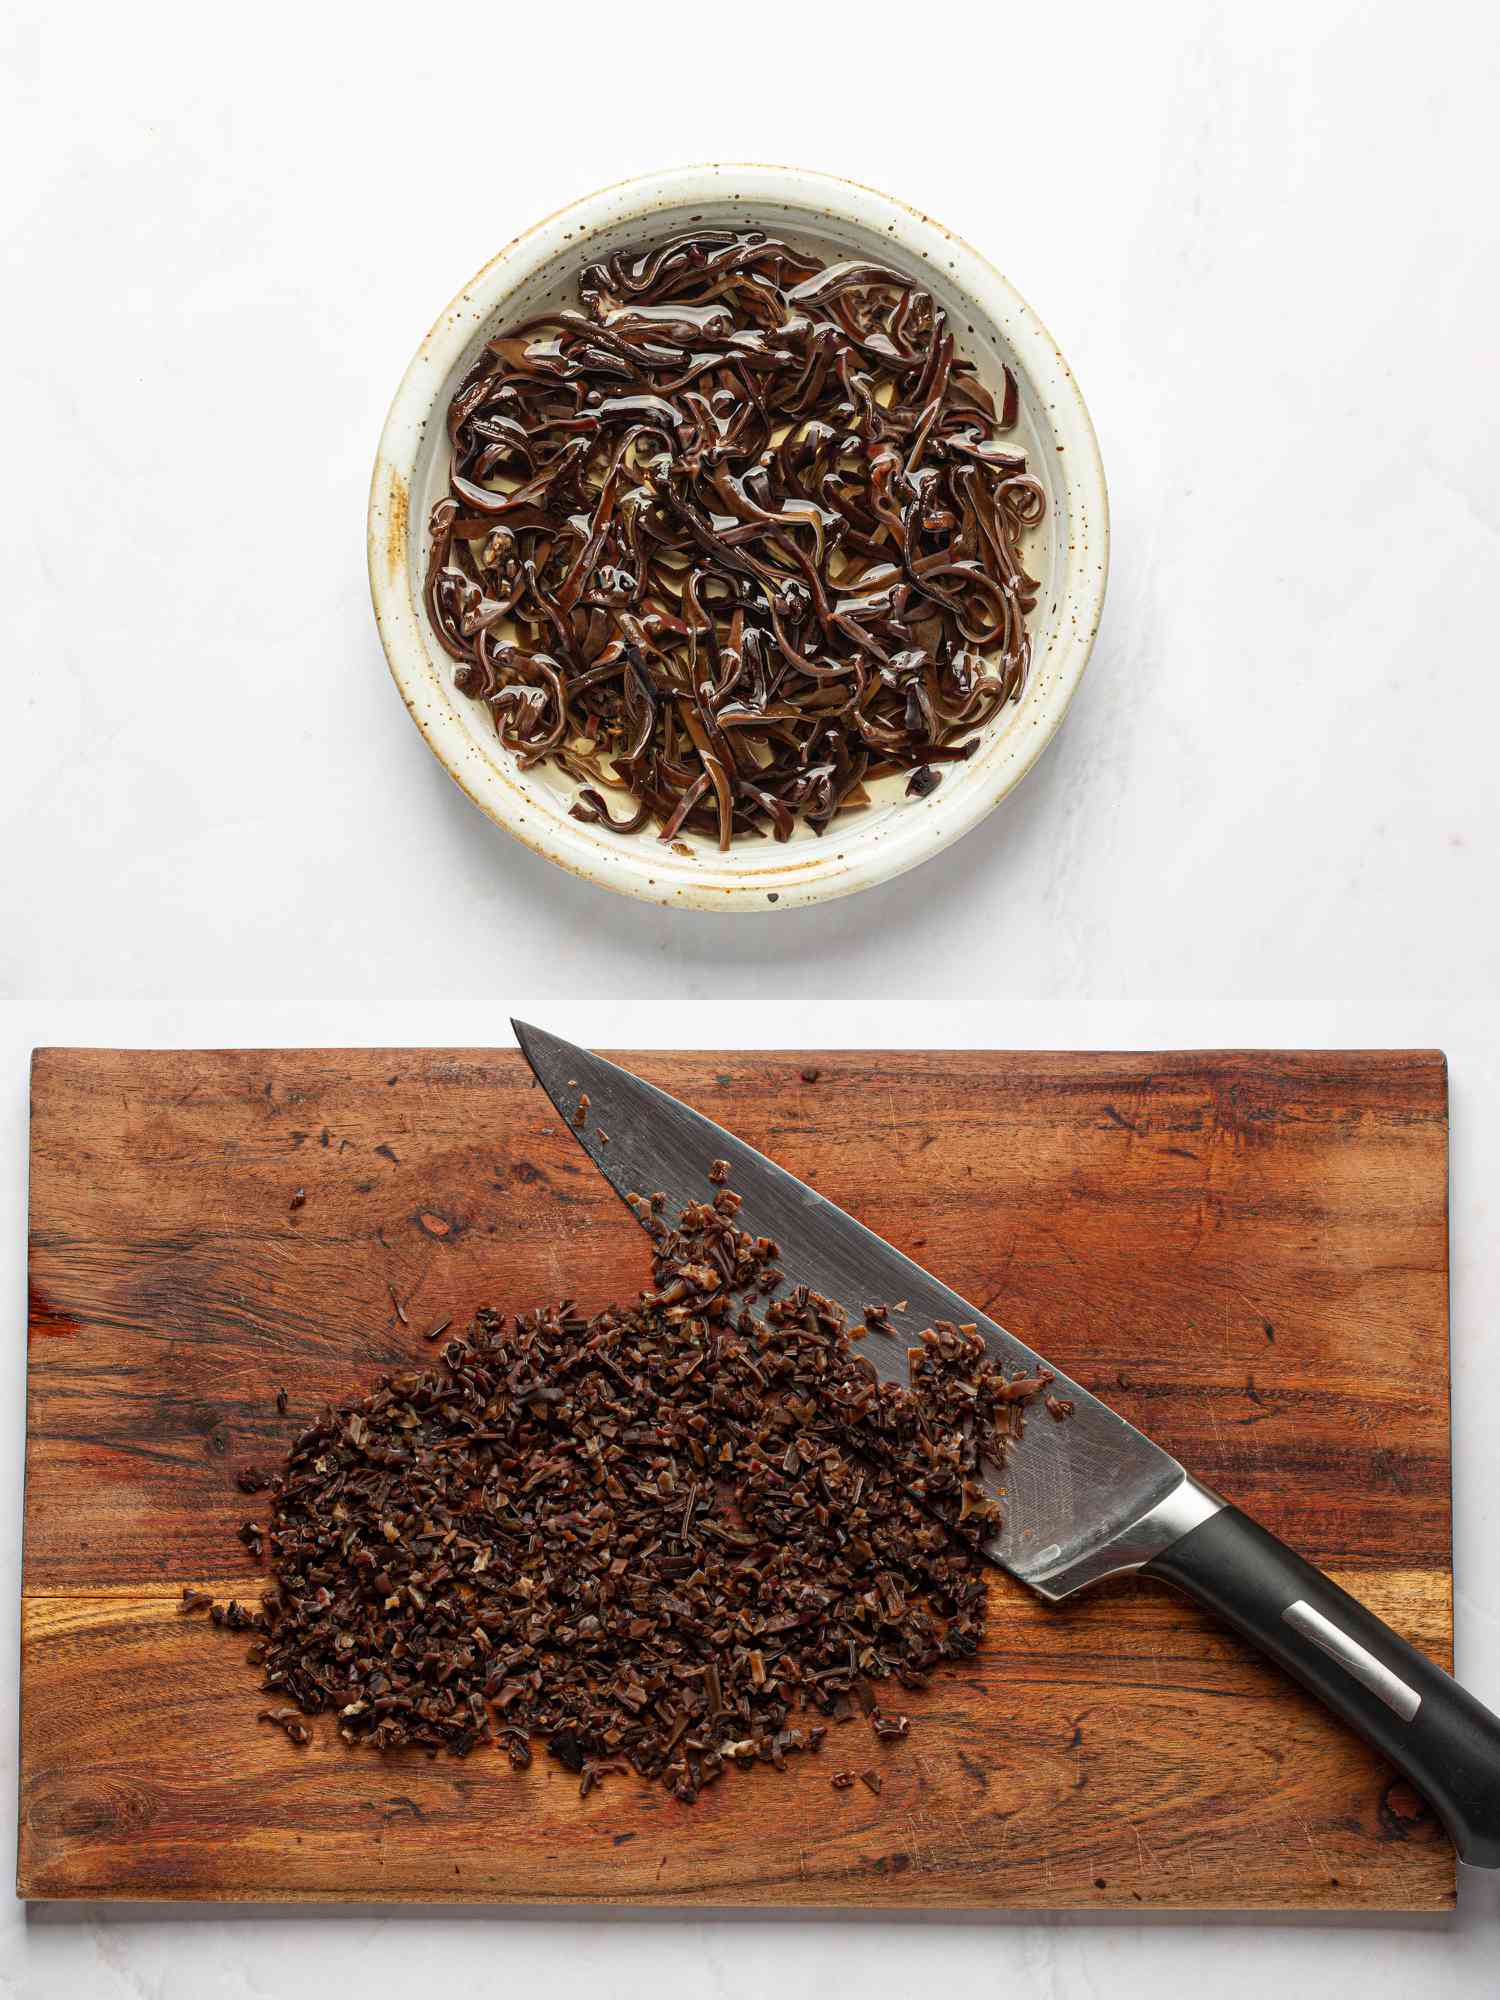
left=204, top=1180, right=1062, bottom=1800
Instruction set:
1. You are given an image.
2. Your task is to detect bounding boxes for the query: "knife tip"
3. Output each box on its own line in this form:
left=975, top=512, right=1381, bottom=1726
left=511, top=1019, right=541, bottom=1078
left=512, top=1020, right=582, bottom=1084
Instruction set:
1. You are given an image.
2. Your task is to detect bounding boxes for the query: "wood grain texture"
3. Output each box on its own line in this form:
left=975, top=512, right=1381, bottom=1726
left=21, top=1048, right=1453, bottom=1908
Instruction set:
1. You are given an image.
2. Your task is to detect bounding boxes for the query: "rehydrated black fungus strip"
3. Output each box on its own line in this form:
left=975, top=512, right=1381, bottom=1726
left=219, top=1188, right=1058, bottom=1799
left=425, top=230, right=1045, bottom=849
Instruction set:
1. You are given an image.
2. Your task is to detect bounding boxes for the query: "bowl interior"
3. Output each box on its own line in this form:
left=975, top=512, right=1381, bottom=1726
left=382, top=176, right=1102, bottom=908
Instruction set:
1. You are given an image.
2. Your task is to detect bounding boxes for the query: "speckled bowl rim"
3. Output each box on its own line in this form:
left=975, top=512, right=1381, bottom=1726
left=368, top=163, right=1108, bottom=913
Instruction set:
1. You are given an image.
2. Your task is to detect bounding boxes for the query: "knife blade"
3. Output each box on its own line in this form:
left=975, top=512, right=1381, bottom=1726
left=512, top=1023, right=1500, bottom=1868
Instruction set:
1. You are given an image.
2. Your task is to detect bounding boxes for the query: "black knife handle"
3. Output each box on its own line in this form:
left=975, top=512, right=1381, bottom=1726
left=1145, top=1505, right=1500, bottom=1869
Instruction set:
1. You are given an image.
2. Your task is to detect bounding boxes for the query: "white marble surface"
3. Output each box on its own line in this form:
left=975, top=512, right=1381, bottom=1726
left=4, top=0, right=1499, bottom=1990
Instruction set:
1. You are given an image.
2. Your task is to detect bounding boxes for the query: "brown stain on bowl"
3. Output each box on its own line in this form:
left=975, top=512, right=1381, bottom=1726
left=385, top=469, right=409, bottom=586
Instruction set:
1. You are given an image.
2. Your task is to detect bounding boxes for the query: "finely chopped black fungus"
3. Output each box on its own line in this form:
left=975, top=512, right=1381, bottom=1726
left=424, top=230, right=1045, bottom=850
left=214, top=1182, right=1060, bottom=1798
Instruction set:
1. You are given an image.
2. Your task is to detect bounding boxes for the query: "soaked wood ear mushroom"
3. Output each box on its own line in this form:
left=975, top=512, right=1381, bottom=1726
left=425, top=231, right=1045, bottom=850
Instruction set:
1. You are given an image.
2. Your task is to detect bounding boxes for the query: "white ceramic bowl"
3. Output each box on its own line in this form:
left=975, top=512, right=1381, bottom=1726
left=368, top=164, right=1108, bottom=912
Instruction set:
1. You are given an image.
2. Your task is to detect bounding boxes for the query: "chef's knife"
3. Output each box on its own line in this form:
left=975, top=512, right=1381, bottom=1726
left=513, top=1024, right=1500, bottom=1868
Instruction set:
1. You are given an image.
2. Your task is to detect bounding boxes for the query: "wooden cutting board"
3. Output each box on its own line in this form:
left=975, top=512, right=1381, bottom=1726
left=20, top=1048, right=1453, bottom=1909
